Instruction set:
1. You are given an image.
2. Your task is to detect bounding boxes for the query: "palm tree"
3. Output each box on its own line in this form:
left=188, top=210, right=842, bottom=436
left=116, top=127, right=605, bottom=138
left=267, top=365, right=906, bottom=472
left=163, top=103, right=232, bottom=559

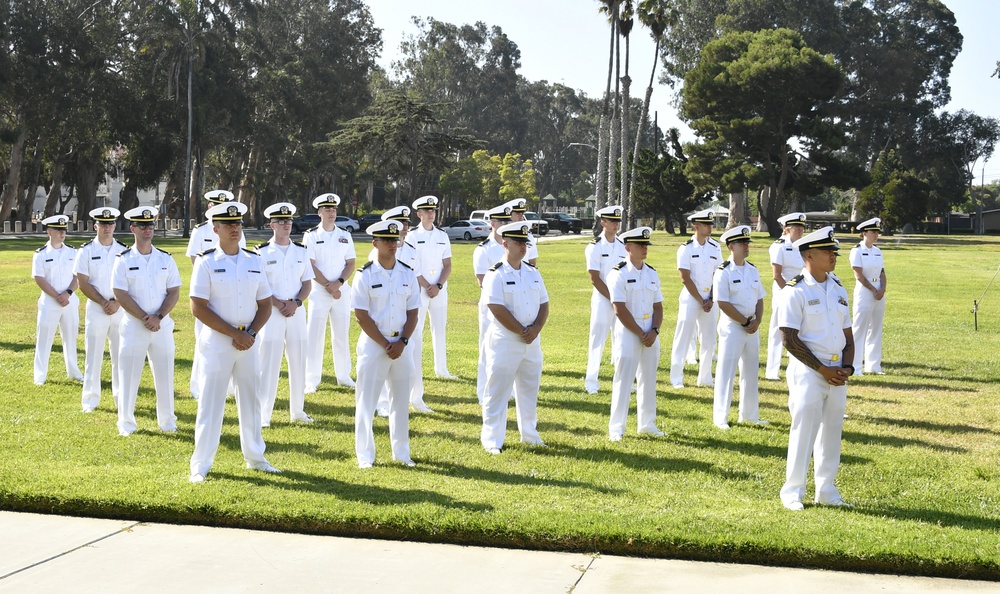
left=596, top=0, right=620, bottom=211
left=618, top=0, right=634, bottom=224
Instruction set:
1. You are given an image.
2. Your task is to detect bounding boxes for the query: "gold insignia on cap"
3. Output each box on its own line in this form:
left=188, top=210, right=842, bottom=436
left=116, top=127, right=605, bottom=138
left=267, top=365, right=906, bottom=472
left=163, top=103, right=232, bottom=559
left=828, top=229, right=835, bottom=240
left=389, top=223, right=398, bottom=234
left=521, top=225, right=528, bottom=235
left=280, top=205, right=290, bottom=215
left=227, top=205, right=239, bottom=217
left=142, top=209, right=152, bottom=218
left=428, top=197, right=437, bottom=205
left=102, top=209, right=111, bottom=218
left=614, top=208, right=621, bottom=217
left=642, top=229, right=650, bottom=239
left=503, top=207, right=511, bottom=215
left=742, top=228, right=749, bottom=237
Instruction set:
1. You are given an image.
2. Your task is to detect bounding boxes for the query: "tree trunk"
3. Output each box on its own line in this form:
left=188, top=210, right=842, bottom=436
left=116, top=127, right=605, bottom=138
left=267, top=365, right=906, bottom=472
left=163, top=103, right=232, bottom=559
left=756, top=185, right=770, bottom=234
left=0, top=127, right=29, bottom=222
left=44, top=158, right=66, bottom=216
left=119, top=180, right=139, bottom=215
left=596, top=7, right=618, bottom=211
left=17, top=134, right=44, bottom=224
left=75, top=149, right=102, bottom=220
left=728, top=191, right=746, bottom=229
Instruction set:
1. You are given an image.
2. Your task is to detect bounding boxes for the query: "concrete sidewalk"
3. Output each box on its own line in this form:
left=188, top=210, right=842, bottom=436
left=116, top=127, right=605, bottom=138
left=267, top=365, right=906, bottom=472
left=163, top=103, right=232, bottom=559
left=0, top=511, right=992, bottom=593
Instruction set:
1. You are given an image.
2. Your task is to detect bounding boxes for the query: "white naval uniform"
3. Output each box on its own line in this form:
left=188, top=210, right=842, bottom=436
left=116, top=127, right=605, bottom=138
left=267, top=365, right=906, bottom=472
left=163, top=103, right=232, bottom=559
left=32, top=241, right=82, bottom=384
left=480, top=260, right=549, bottom=450
left=775, top=271, right=851, bottom=506
left=256, top=240, right=314, bottom=425
left=607, top=260, right=663, bottom=437
left=408, top=224, right=454, bottom=376
left=473, top=235, right=506, bottom=403
left=849, top=241, right=885, bottom=374
left=525, top=231, right=539, bottom=262
left=186, top=221, right=246, bottom=399
left=112, top=246, right=181, bottom=434
left=669, top=236, right=721, bottom=386
left=303, top=225, right=356, bottom=388
left=765, top=236, right=804, bottom=379
left=584, top=235, right=628, bottom=393
left=189, top=248, right=272, bottom=477
left=712, top=258, right=767, bottom=426
left=74, top=237, right=128, bottom=410
left=352, top=259, right=421, bottom=466
left=368, top=242, right=426, bottom=409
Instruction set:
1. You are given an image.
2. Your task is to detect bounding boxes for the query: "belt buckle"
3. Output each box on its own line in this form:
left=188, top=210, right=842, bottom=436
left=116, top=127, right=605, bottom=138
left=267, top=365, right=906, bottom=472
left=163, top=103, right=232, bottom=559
left=831, top=354, right=839, bottom=362
left=237, top=325, right=246, bottom=331
left=390, top=331, right=399, bottom=337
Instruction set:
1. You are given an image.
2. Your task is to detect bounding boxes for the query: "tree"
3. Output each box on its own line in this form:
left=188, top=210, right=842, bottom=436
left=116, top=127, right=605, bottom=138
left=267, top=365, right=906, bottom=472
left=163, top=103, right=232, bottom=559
left=632, top=129, right=708, bottom=233
left=856, top=149, right=929, bottom=231
left=680, top=28, right=854, bottom=236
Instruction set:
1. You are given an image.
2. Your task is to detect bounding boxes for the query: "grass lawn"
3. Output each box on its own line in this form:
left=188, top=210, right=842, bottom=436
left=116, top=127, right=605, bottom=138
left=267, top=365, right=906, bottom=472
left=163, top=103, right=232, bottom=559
left=1, top=230, right=999, bottom=580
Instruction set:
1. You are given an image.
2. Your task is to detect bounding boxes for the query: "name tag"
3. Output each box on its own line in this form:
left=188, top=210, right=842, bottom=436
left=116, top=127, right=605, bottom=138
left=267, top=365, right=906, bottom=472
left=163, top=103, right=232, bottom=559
left=213, top=269, right=226, bottom=273
left=692, top=255, right=699, bottom=258
left=267, top=260, right=277, bottom=265
left=372, top=284, right=382, bottom=288
left=506, top=281, right=516, bottom=285
left=249, top=270, right=260, bottom=274
left=316, top=241, right=325, bottom=244
left=92, top=256, right=101, bottom=260
left=601, top=253, right=609, bottom=257
left=45, top=259, right=53, bottom=262
left=808, top=299, right=820, bottom=306
left=418, top=241, right=426, bottom=244
left=733, top=279, right=741, bottom=283
left=129, top=267, right=139, bottom=271
left=627, top=279, right=636, bottom=283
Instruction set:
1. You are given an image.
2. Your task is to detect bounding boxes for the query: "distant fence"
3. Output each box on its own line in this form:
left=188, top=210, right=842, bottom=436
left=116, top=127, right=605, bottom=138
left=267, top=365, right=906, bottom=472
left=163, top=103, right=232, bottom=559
left=3, top=219, right=195, bottom=234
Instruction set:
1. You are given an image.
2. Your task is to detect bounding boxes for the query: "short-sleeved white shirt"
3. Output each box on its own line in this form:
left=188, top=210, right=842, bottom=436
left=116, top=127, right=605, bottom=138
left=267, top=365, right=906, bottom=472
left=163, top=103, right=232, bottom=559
left=849, top=242, right=884, bottom=287
left=473, top=234, right=505, bottom=277
left=185, top=220, right=247, bottom=257
left=189, top=248, right=271, bottom=328
left=585, top=234, right=628, bottom=282
left=112, top=246, right=182, bottom=314
left=775, top=270, right=850, bottom=359
left=713, top=258, right=766, bottom=318
left=352, top=259, right=420, bottom=337
left=482, top=261, right=549, bottom=337
left=676, top=236, right=722, bottom=298
left=303, top=224, right=356, bottom=282
left=769, top=236, right=804, bottom=283
left=407, top=225, right=452, bottom=285
left=74, top=238, right=129, bottom=301
left=256, top=240, right=313, bottom=301
left=608, top=260, right=663, bottom=332
left=33, top=241, right=77, bottom=293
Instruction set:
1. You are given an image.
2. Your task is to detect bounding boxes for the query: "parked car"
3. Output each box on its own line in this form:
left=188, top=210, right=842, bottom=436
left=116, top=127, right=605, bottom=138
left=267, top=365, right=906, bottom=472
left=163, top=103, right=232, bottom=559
left=469, top=209, right=489, bottom=221
left=357, top=213, right=383, bottom=230
left=335, top=216, right=359, bottom=233
left=524, top=211, right=548, bottom=236
left=291, top=213, right=321, bottom=234
left=442, top=219, right=490, bottom=241
left=541, top=211, right=583, bottom=234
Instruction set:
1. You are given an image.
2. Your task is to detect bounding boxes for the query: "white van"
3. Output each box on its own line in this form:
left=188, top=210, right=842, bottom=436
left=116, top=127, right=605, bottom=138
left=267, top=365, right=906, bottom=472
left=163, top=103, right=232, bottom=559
left=469, top=209, right=488, bottom=222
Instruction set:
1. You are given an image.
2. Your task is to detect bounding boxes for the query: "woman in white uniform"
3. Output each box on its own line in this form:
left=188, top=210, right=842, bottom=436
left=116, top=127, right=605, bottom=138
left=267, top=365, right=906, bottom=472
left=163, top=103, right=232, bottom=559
left=849, top=217, right=887, bottom=375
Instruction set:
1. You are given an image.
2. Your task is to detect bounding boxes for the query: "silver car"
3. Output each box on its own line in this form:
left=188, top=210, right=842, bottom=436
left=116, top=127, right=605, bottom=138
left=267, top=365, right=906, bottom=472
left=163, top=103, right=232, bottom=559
left=442, top=219, right=490, bottom=241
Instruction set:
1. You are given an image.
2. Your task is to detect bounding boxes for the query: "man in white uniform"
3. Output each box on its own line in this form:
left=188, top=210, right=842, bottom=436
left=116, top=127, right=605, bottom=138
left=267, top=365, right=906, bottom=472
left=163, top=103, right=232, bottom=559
left=112, top=207, right=180, bottom=436
left=75, top=207, right=128, bottom=412
left=776, top=226, right=854, bottom=511
left=850, top=217, right=887, bottom=375
left=505, top=198, right=538, bottom=266
left=32, top=214, right=82, bottom=385
left=584, top=205, right=628, bottom=394
left=472, top=204, right=512, bottom=404
left=186, top=189, right=246, bottom=400
left=765, top=212, right=806, bottom=380
left=189, top=202, right=278, bottom=483
left=480, top=222, right=549, bottom=454
left=669, top=209, right=721, bottom=388
left=304, top=193, right=357, bottom=391
left=409, top=195, right=456, bottom=379
left=353, top=219, right=420, bottom=468
left=606, top=226, right=665, bottom=441
left=256, top=202, right=314, bottom=426
left=712, top=225, right=767, bottom=430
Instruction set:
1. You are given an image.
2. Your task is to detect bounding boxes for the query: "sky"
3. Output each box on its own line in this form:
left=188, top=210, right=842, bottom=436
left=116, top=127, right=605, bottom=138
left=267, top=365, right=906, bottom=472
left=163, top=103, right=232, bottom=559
left=365, top=0, right=1000, bottom=182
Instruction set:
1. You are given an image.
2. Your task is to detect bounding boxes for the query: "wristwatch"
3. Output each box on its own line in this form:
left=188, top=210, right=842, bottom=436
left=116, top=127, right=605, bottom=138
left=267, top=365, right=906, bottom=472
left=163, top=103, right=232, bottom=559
left=246, top=328, right=257, bottom=338
left=400, top=336, right=409, bottom=345
left=293, top=298, right=302, bottom=306
left=742, top=314, right=754, bottom=327
left=337, top=277, right=345, bottom=284
left=155, top=313, right=164, bottom=320
left=435, top=283, right=443, bottom=289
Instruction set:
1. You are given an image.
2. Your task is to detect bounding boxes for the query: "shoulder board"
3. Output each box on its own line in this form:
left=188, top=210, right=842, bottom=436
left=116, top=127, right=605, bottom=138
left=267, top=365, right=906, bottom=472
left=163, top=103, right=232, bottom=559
left=616, top=237, right=624, bottom=244
left=403, top=241, right=416, bottom=250
left=683, top=238, right=694, bottom=245
left=64, top=242, right=76, bottom=249
left=116, top=247, right=132, bottom=256
left=292, top=241, right=305, bottom=248
left=787, top=274, right=804, bottom=287
left=524, top=261, right=536, bottom=269
left=746, top=260, right=756, bottom=268
left=116, top=239, right=127, bottom=247
left=773, top=239, right=783, bottom=244
left=718, top=261, right=731, bottom=270
left=398, top=261, right=413, bottom=270
left=707, top=238, right=719, bottom=247
left=241, top=247, right=256, bottom=255
left=488, top=261, right=502, bottom=272
left=478, top=238, right=490, bottom=247
left=81, top=238, right=95, bottom=247
left=194, top=221, right=208, bottom=229
left=646, top=263, right=655, bottom=271
left=361, top=261, right=373, bottom=271
left=35, top=245, right=45, bottom=252
left=307, top=224, right=321, bottom=233
left=612, top=260, right=627, bottom=270
left=155, top=247, right=171, bottom=256
left=831, top=273, right=843, bottom=286
left=590, top=236, right=600, bottom=244
left=256, top=240, right=271, bottom=250
left=196, top=248, right=216, bottom=258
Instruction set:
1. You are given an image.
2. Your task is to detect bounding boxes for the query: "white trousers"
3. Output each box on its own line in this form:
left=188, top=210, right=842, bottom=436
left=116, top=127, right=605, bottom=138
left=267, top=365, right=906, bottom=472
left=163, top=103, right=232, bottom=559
left=481, top=333, right=543, bottom=450
left=190, top=329, right=269, bottom=477
left=423, top=286, right=451, bottom=375
left=852, top=288, right=886, bottom=373
left=258, top=305, right=308, bottom=425
left=376, top=306, right=424, bottom=410
left=117, top=316, right=177, bottom=434
left=669, top=291, right=717, bottom=385
left=82, top=301, right=123, bottom=410
left=476, top=301, right=489, bottom=404
left=355, top=334, right=412, bottom=465
left=585, top=291, right=614, bottom=391
left=780, top=357, right=847, bottom=505
left=608, top=327, right=659, bottom=436
left=765, top=286, right=786, bottom=378
left=713, top=318, right=761, bottom=425
left=34, top=293, right=81, bottom=384
left=305, top=286, right=353, bottom=389
left=190, top=321, right=202, bottom=399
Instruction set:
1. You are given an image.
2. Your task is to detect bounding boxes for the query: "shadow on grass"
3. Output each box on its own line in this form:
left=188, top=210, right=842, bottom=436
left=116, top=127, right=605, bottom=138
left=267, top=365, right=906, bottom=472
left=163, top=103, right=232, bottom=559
left=0, top=340, right=34, bottom=353
left=674, top=433, right=873, bottom=466
left=417, top=458, right=623, bottom=494
left=851, top=504, right=1000, bottom=532
left=841, top=429, right=964, bottom=453
left=863, top=415, right=1000, bottom=436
